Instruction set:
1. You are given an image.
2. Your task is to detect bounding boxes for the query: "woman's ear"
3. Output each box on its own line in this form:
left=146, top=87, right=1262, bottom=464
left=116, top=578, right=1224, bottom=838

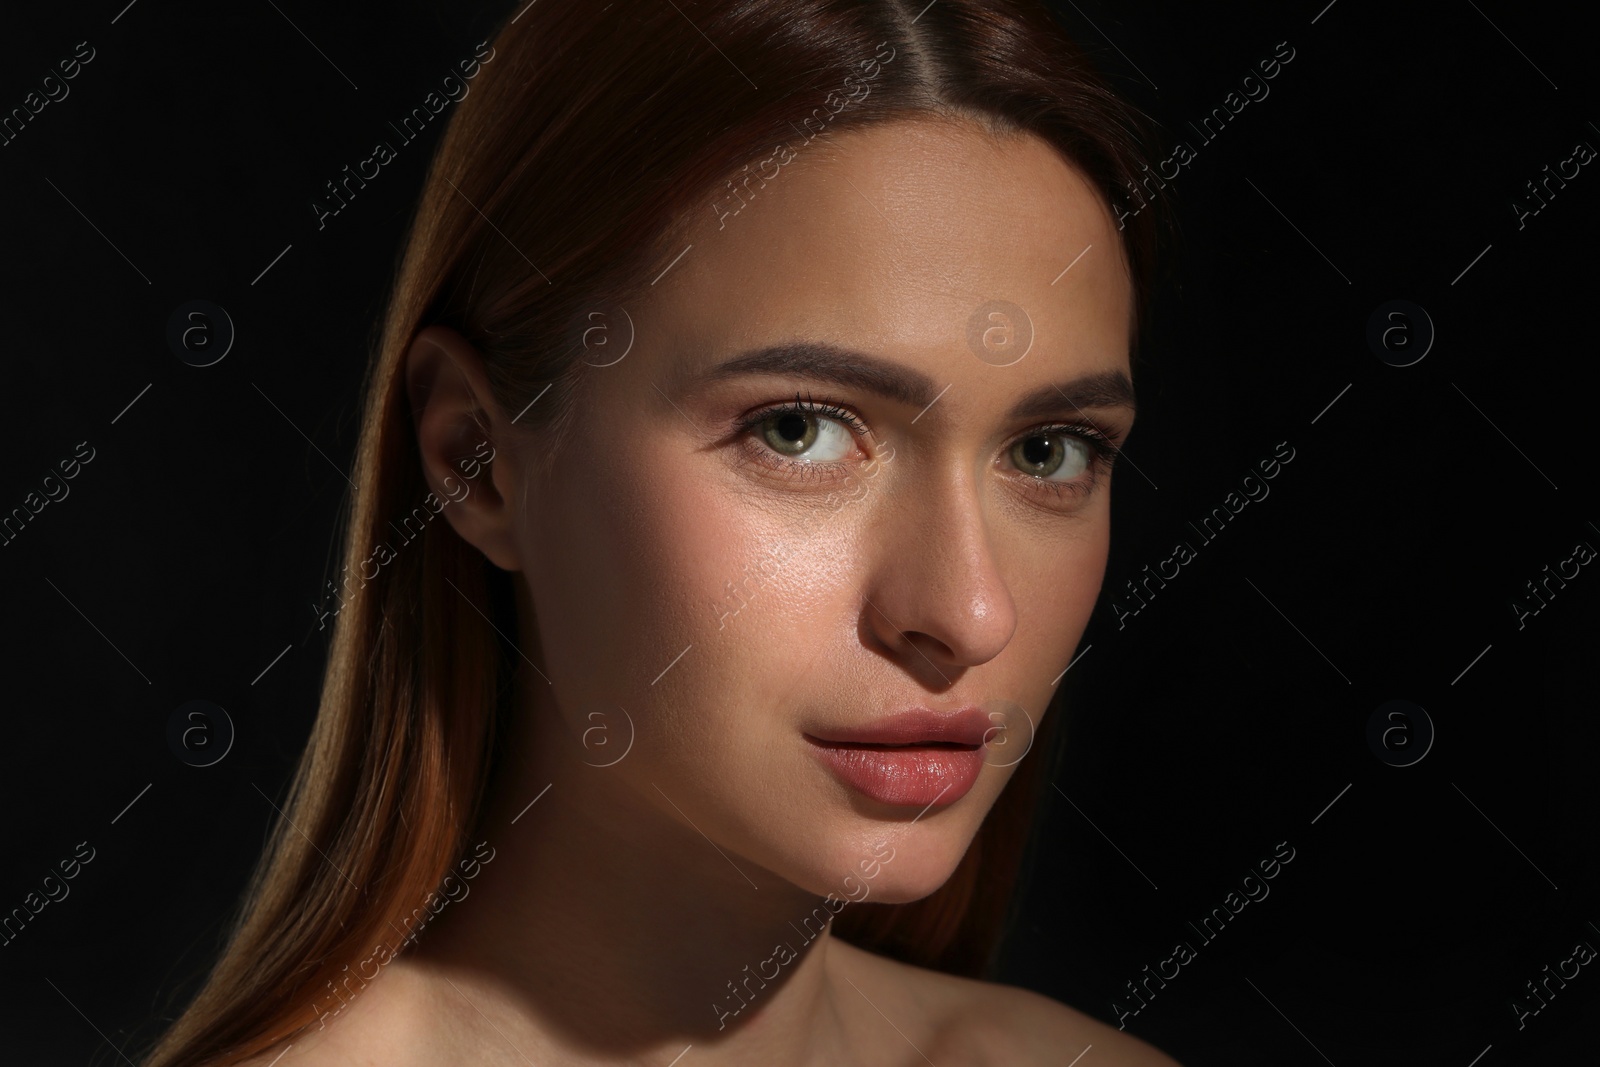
left=404, top=324, right=523, bottom=571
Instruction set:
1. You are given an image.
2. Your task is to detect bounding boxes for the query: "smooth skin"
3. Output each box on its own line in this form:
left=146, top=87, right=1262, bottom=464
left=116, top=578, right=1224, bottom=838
left=244, top=116, right=1179, bottom=1066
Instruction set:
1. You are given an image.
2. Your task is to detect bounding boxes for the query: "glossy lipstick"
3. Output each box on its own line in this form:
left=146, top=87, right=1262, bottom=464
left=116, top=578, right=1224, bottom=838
left=806, top=708, right=993, bottom=808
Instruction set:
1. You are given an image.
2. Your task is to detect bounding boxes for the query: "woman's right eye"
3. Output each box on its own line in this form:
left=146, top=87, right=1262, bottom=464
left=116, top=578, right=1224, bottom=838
left=754, top=409, right=856, bottom=462
left=736, top=395, right=873, bottom=466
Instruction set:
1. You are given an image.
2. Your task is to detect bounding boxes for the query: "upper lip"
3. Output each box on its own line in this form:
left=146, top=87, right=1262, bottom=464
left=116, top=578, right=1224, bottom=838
left=805, top=707, right=992, bottom=748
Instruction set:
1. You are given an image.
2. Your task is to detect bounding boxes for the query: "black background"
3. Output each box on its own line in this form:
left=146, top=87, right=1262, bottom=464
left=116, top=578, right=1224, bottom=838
left=0, top=1, right=1594, bottom=1064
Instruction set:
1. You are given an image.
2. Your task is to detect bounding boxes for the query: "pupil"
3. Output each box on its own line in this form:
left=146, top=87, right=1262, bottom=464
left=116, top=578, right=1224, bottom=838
left=776, top=412, right=808, bottom=443
left=1020, top=436, right=1056, bottom=469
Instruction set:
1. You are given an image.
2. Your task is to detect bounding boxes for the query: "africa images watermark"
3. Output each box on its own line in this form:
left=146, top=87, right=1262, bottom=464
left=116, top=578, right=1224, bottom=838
left=713, top=539, right=798, bottom=632
left=311, top=39, right=497, bottom=230
left=1110, top=440, right=1297, bottom=629
left=1, top=840, right=97, bottom=948
left=1511, top=132, right=1594, bottom=231
left=710, top=39, right=897, bottom=231
left=308, top=839, right=497, bottom=1028
left=1509, top=531, right=1594, bottom=631
left=1510, top=926, right=1596, bottom=1031
left=311, top=438, right=495, bottom=630
left=1, top=439, right=96, bottom=549
left=713, top=838, right=898, bottom=1031
left=1115, top=39, right=1297, bottom=230
left=1111, top=839, right=1297, bottom=1030
left=0, top=38, right=96, bottom=148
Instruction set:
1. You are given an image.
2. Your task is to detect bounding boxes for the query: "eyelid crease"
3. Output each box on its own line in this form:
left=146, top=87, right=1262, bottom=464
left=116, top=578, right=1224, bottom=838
left=735, top=391, right=1128, bottom=450
left=1031, top=421, right=1123, bottom=461
left=738, top=391, right=874, bottom=438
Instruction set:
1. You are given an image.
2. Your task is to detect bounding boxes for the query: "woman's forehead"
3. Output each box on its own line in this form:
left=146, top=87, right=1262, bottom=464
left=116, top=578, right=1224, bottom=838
left=630, top=118, right=1131, bottom=389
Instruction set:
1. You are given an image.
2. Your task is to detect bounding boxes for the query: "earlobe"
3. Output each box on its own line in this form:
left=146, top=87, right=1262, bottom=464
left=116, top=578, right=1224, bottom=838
left=404, top=324, right=524, bottom=572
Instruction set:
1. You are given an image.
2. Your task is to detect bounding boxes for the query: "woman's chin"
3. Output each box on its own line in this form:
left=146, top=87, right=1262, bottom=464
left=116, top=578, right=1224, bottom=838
left=788, top=844, right=965, bottom=906
left=844, top=874, right=954, bottom=906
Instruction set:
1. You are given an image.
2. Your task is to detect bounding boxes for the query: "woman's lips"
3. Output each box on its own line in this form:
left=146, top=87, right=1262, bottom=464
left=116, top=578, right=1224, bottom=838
left=806, top=739, right=987, bottom=807
left=804, top=706, right=994, bottom=807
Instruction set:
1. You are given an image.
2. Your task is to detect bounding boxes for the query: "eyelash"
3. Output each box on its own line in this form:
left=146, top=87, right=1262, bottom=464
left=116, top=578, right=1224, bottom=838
left=732, top=391, right=1122, bottom=503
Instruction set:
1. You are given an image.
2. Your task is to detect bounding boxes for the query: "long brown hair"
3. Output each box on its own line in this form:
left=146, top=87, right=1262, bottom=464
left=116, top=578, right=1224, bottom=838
left=140, top=1, right=1166, bottom=1062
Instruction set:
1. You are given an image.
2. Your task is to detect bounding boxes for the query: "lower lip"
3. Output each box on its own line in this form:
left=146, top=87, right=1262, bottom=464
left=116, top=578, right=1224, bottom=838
left=806, top=739, right=986, bottom=808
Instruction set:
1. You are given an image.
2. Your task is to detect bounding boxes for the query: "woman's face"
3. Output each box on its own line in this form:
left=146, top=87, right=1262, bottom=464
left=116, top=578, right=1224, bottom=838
left=509, top=116, right=1133, bottom=902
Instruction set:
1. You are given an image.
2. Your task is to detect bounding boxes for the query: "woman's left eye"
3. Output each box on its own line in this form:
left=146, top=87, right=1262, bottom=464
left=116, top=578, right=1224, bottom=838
left=1009, top=431, right=1093, bottom=481
left=1005, top=425, right=1120, bottom=501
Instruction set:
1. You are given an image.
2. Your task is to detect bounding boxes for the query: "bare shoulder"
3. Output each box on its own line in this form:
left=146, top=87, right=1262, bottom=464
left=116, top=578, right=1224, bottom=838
left=223, top=957, right=444, bottom=1067
left=956, top=980, right=1183, bottom=1066
left=830, top=938, right=1182, bottom=1067
left=229, top=1041, right=300, bottom=1067
left=221, top=1022, right=356, bottom=1067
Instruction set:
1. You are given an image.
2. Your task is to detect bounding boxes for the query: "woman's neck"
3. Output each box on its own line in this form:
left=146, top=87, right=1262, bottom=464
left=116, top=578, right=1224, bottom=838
left=400, top=674, right=856, bottom=1066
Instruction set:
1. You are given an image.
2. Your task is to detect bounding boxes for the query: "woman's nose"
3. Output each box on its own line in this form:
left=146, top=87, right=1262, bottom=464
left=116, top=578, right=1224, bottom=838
left=855, top=469, right=1017, bottom=682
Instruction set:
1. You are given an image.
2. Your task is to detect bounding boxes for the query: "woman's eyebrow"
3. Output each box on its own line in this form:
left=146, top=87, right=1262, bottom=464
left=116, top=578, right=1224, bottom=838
left=686, top=341, right=937, bottom=407
left=1005, top=372, right=1136, bottom=420
left=681, top=340, right=1136, bottom=418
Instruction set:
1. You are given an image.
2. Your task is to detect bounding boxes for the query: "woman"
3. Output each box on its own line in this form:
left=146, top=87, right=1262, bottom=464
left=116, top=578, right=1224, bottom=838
left=142, top=0, right=1176, bottom=1063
